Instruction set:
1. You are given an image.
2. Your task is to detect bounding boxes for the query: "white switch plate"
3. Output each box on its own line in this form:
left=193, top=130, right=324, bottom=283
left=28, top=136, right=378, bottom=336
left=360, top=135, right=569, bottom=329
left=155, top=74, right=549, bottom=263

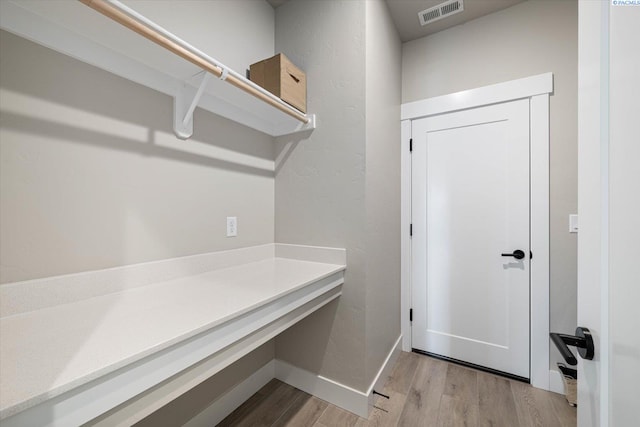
left=569, top=214, right=578, bottom=233
left=226, top=217, right=237, bottom=237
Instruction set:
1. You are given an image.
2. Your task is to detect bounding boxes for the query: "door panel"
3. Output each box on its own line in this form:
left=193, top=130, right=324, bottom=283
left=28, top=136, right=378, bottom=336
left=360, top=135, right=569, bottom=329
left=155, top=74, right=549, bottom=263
left=411, top=99, right=530, bottom=378
left=577, top=3, right=640, bottom=425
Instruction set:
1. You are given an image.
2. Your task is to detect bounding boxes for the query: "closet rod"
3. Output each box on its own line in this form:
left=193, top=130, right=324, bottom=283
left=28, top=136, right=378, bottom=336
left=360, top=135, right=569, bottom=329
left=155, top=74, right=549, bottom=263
left=79, top=0, right=310, bottom=124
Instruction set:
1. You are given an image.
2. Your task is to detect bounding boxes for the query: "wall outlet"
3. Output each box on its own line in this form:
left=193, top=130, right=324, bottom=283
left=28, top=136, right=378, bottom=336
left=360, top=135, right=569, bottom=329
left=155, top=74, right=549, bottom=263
left=226, top=217, right=237, bottom=237
left=569, top=214, right=578, bottom=233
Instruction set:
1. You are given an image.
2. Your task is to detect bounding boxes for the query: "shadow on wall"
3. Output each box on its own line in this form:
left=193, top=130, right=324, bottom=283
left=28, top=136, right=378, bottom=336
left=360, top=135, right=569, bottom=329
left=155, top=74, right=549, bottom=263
left=0, top=109, right=273, bottom=178
left=0, top=30, right=277, bottom=283
left=274, top=128, right=313, bottom=175
left=275, top=298, right=340, bottom=374
left=0, top=30, right=274, bottom=177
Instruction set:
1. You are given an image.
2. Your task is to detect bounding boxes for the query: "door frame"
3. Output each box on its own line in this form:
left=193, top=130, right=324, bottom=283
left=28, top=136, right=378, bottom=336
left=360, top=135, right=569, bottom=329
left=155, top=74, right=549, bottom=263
left=400, top=73, right=554, bottom=391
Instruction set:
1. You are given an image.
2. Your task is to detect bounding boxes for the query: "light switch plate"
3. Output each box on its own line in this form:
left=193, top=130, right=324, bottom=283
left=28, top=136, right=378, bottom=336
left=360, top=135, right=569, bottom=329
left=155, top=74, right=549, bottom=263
left=569, top=214, right=578, bottom=233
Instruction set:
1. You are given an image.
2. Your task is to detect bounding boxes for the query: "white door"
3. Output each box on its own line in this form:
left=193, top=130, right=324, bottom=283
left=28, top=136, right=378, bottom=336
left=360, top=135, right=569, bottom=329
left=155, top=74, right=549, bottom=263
left=577, top=1, right=605, bottom=424
left=577, top=2, right=640, bottom=426
left=411, top=99, right=530, bottom=379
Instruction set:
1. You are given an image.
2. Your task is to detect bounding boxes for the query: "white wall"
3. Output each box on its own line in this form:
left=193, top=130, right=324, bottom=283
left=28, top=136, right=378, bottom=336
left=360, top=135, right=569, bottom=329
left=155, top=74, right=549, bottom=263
left=402, top=0, right=578, bottom=370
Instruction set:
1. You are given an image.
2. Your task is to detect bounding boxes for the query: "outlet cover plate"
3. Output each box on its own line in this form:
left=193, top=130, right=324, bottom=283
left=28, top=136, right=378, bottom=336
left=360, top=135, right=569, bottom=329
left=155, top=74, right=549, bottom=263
left=226, top=217, right=237, bottom=237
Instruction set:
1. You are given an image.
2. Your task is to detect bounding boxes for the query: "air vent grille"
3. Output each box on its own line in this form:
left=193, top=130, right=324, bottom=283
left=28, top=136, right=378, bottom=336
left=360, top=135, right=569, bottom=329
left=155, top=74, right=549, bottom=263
left=422, top=9, right=441, bottom=22
left=419, top=0, right=464, bottom=26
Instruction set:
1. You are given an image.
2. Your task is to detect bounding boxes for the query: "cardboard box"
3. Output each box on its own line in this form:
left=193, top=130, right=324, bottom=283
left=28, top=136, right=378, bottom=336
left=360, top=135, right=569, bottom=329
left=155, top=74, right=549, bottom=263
left=250, top=53, right=306, bottom=113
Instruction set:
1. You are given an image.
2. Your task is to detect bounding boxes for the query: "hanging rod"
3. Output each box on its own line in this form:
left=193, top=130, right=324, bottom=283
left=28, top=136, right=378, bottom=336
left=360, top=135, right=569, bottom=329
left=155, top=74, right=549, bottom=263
left=78, top=0, right=310, bottom=124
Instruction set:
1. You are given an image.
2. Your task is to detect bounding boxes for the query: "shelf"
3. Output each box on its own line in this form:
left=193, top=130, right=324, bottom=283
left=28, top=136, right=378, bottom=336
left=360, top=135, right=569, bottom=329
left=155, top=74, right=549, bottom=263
left=0, top=0, right=316, bottom=138
left=0, top=244, right=345, bottom=426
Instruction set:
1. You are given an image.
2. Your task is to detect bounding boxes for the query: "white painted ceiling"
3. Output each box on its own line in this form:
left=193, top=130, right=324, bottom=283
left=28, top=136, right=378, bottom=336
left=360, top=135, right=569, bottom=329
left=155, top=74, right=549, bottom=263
left=267, top=0, right=526, bottom=42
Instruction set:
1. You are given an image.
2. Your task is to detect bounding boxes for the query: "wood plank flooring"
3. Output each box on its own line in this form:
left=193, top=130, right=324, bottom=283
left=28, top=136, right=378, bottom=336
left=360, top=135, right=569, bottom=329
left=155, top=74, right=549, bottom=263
left=217, top=352, right=576, bottom=427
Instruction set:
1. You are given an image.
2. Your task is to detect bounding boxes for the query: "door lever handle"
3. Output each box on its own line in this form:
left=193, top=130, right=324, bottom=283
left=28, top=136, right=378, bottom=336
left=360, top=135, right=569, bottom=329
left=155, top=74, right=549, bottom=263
left=501, top=249, right=525, bottom=260
left=550, top=327, right=594, bottom=366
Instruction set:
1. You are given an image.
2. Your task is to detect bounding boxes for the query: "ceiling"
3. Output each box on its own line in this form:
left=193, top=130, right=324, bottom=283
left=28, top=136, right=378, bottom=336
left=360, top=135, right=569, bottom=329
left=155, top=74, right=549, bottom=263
left=267, top=0, right=526, bottom=43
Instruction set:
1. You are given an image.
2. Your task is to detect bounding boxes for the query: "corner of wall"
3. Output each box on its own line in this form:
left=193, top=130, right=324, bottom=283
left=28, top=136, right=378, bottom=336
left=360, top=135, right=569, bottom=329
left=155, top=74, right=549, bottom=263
left=363, top=0, right=403, bottom=387
left=273, top=0, right=368, bottom=392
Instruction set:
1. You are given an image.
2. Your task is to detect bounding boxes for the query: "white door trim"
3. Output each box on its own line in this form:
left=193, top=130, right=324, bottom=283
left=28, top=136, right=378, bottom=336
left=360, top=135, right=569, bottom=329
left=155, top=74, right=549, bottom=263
left=577, top=1, right=611, bottom=424
left=401, top=72, right=553, bottom=121
left=401, top=72, right=553, bottom=391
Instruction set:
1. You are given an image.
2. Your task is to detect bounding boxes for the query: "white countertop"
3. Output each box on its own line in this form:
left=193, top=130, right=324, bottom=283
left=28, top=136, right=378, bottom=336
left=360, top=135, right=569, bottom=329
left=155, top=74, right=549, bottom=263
left=0, top=251, right=345, bottom=420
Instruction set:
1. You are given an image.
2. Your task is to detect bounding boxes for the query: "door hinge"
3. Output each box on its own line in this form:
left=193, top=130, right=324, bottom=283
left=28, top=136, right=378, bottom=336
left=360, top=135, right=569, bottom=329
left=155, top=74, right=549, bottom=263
left=410, top=308, right=413, bottom=322
left=409, top=138, right=413, bottom=152
left=530, top=250, right=533, bottom=260
left=410, top=223, right=413, bottom=236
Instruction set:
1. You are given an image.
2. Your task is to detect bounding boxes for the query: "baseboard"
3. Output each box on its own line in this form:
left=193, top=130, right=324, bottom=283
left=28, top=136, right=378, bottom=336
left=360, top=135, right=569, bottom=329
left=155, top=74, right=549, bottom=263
left=275, top=335, right=403, bottom=418
left=275, top=360, right=369, bottom=417
left=184, top=360, right=275, bottom=427
left=548, top=368, right=565, bottom=395
left=367, top=335, right=402, bottom=408
left=185, top=336, right=403, bottom=423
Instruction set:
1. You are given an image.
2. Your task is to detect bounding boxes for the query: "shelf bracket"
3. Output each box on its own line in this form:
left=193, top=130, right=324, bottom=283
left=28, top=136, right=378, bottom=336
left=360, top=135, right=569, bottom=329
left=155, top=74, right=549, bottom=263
left=173, top=71, right=213, bottom=140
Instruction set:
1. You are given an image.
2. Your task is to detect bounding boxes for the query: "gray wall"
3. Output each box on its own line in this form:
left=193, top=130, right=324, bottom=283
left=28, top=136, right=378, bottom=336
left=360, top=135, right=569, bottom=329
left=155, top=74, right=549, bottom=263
left=273, top=0, right=368, bottom=390
left=120, top=0, right=275, bottom=73
left=274, top=0, right=402, bottom=392
left=87, top=341, right=275, bottom=426
left=364, top=0, right=402, bottom=385
left=402, top=0, right=578, bottom=369
left=0, top=0, right=276, bottom=283
left=134, top=341, right=274, bottom=427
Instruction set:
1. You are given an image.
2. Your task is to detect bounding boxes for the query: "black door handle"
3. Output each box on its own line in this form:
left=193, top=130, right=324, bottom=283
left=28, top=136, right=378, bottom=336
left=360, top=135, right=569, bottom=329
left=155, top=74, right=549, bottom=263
left=549, top=327, right=594, bottom=366
left=501, top=249, right=525, bottom=260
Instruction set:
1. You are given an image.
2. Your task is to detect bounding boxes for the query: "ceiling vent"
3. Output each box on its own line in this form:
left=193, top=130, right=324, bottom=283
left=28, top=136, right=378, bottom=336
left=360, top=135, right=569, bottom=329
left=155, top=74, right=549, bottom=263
left=418, top=0, right=464, bottom=26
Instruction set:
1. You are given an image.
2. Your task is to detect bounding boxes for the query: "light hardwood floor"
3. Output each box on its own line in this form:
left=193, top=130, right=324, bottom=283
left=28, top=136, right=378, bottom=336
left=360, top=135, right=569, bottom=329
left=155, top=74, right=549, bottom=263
left=218, top=352, right=576, bottom=427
